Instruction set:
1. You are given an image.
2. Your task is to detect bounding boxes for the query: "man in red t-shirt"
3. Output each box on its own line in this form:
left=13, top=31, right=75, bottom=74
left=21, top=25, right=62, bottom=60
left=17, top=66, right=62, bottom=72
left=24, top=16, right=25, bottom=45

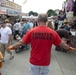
left=7, top=14, right=75, bottom=75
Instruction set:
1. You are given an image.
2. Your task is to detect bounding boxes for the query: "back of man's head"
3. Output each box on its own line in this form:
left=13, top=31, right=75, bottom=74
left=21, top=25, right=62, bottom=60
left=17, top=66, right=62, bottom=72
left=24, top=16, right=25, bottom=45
left=38, top=14, right=48, bottom=23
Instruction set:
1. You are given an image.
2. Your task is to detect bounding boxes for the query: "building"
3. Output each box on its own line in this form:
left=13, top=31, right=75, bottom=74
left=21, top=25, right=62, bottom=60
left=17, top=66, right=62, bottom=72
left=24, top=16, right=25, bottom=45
left=0, top=0, right=22, bottom=23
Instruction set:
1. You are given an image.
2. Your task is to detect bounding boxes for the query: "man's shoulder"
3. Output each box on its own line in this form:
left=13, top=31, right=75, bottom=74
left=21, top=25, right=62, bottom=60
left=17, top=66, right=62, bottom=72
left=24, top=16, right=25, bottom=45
left=6, top=26, right=10, bottom=29
left=0, top=27, right=3, bottom=30
left=23, top=23, right=26, bottom=26
left=0, top=28, right=3, bottom=32
left=6, top=23, right=12, bottom=25
left=5, top=27, right=11, bottom=31
left=46, top=27, right=55, bottom=32
left=27, top=22, right=30, bottom=25
left=14, top=23, right=20, bottom=26
left=28, top=27, right=37, bottom=33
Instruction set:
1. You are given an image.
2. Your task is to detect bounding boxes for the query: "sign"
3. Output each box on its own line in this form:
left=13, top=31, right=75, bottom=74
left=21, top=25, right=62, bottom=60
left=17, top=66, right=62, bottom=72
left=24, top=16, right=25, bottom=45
left=7, top=9, right=21, bottom=16
left=0, top=0, right=6, bottom=6
left=0, top=1, right=22, bottom=11
left=6, top=1, right=22, bottom=11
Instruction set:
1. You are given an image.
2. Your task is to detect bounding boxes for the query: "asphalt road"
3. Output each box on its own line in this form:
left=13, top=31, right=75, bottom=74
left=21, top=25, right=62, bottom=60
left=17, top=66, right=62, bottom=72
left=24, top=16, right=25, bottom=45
left=1, top=45, right=76, bottom=75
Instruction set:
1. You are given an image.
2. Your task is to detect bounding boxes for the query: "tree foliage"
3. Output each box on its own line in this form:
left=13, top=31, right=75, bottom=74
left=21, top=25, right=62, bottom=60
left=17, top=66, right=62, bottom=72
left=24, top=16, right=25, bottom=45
left=46, top=9, right=57, bottom=17
left=28, top=11, right=38, bottom=16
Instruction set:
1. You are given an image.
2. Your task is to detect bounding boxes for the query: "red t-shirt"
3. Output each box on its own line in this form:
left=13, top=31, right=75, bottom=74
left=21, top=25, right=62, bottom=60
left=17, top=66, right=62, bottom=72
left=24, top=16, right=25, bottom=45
left=22, top=26, right=62, bottom=66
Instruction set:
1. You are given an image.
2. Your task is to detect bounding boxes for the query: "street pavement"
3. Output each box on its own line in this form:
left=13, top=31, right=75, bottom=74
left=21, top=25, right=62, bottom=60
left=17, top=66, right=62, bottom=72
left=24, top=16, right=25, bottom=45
left=1, top=45, right=76, bottom=75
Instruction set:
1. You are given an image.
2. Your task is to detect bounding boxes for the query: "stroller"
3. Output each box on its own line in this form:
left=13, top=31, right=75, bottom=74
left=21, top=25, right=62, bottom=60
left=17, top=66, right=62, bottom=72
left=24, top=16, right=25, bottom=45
left=15, top=32, right=29, bottom=53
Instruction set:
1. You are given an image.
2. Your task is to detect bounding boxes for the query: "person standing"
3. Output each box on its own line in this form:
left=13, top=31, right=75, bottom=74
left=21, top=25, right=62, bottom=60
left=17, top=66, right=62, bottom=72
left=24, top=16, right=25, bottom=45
left=5, top=19, right=13, bottom=44
left=7, top=14, right=75, bottom=75
left=47, top=20, right=54, bottom=30
left=13, top=19, right=21, bottom=40
left=54, top=19, right=59, bottom=30
left=23, top=19, right=30, bottom=34
left=5, top=19, right=12, bottom=30
left=23, top=19, right=30, bottom=50
left=0, top=22, right=14, bottom=61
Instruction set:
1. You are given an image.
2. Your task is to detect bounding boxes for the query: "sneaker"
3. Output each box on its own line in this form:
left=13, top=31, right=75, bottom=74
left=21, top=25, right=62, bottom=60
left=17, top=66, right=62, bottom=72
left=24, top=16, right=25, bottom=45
left=9, top=55, right=14, bottom=60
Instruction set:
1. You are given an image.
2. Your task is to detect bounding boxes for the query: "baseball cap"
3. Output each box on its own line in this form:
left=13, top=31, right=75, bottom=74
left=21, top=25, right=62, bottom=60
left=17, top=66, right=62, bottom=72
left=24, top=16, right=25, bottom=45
left=5, top=19, right=9, bottom=23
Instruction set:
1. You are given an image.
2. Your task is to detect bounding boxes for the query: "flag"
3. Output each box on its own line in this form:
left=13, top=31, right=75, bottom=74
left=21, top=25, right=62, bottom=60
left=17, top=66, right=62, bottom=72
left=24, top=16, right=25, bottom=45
left=22, top=0, right=27, bottom=4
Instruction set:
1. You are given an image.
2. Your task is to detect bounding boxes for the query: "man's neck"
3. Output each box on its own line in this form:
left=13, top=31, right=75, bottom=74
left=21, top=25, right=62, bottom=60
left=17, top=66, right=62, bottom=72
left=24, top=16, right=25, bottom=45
left=39, top=22, right=46, bottom=26
left=3, top=26, right=6, bottom=28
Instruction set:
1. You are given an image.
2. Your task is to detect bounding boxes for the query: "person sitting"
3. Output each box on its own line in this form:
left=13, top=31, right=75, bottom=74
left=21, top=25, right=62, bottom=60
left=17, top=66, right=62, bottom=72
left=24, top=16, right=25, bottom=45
left=55, top=29, right=72, bottom=52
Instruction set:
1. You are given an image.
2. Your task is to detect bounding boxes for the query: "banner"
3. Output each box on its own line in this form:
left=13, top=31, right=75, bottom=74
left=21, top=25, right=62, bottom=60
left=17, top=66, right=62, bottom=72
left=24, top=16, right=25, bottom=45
left=6, top=1, right=22, bottom=11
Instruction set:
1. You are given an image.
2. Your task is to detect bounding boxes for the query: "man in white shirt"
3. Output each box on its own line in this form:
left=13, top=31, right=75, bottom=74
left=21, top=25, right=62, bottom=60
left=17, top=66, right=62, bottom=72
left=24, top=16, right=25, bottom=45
left=0, top=22, right=14, bottom=61
left=13, top=19, right=21, bottom=40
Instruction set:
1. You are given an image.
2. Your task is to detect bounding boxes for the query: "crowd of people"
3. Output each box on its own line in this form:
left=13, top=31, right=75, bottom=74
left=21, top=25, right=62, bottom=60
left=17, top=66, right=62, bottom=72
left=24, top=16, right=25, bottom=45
left=0, top=13, right=76, bottom=75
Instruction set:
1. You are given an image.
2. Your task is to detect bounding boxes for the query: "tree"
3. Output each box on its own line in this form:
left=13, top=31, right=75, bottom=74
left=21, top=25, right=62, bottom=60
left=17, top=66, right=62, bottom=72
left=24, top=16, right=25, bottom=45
left=28, top=11, right=38, bottom=16
left=46, top=9, right=57, bottom=17
left=28, top=11, right=34, bottom=16
left=34, top=12, right=38, bottom=16
left=54, top=9, right=60, bottom=15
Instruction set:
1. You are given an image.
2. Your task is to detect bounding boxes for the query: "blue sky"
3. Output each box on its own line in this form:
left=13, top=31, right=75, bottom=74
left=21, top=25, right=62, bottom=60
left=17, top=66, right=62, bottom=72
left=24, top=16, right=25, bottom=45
left=9, top=0, right=65, bottom=13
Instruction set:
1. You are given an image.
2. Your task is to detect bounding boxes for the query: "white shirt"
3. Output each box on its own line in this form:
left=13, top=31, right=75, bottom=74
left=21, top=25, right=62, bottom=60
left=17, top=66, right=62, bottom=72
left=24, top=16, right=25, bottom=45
left=14, top=22, right=21, bottom=30
left=19, top=25, right=24, bottom=32
left=30, top=22, right=34, bottom=29
left=0, top=27, right=12, bottom=44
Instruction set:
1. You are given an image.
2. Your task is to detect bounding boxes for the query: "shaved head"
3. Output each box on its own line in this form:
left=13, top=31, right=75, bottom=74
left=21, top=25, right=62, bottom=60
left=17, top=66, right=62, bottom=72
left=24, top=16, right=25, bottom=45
left=38, top=14, right=48, bottom=23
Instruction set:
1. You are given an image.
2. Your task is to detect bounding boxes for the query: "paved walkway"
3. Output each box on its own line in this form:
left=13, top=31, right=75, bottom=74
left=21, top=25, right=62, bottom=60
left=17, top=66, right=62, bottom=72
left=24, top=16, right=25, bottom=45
left=1, top=46, right=76, bottom=75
